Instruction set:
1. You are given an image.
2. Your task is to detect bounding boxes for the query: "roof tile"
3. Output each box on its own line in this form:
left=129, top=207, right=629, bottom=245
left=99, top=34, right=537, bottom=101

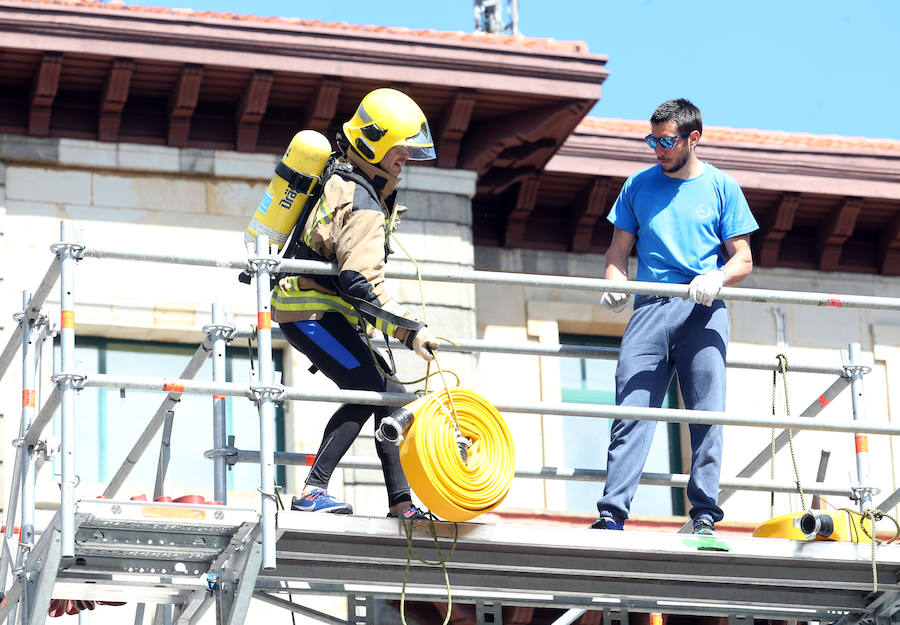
left=579, top=117, right=900, bottom=154
left=19, top=0, right=589, bottom=53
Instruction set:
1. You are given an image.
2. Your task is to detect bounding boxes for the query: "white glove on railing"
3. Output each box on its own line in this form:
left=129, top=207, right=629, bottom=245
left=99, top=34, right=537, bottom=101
left=412, top=327, right=439, bottom=362
left=688, top=269, right=726, bottom=306
left=600, top=291, right=630, bottom=313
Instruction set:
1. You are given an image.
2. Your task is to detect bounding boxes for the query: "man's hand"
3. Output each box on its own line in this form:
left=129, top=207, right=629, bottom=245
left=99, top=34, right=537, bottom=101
left=600, top=291, right=630, bottom=313
left=412, top=327, right=439, bottom=362
left=688, top=269, right=726, bottom=306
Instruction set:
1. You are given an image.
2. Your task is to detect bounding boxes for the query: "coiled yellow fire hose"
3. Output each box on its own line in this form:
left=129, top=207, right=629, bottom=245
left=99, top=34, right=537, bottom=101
left=397, top=388, right=515, bottom=522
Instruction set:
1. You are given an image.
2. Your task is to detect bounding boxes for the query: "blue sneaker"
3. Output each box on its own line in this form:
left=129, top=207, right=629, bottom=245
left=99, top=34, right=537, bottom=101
left=291, top=488, right=353, bottom=514
left=590, top=515, right=624, bottom=530
left=388, top=505, right=429, bottom=520
left=692, top=516, right=716, bottom=535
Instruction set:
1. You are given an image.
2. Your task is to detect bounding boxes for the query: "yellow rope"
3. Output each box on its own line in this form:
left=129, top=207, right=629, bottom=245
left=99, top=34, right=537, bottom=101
left=837, top=507, right=900, bottom=592
left=398, top=515, right=459, bottom=625
left=769, top=354, right=806, bottom=516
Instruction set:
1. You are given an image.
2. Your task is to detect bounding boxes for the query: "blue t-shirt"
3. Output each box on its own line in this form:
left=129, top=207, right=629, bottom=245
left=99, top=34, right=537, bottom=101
left=608, top=163, right=758, bottom=284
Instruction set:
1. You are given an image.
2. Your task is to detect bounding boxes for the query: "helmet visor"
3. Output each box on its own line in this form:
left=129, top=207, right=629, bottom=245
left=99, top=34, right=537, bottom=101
left=399, top=121, right=436, bottom=161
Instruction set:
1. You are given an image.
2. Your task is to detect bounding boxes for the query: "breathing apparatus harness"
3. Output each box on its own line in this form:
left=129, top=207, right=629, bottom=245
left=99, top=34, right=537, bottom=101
left=244, top=134, right=426, bottom=375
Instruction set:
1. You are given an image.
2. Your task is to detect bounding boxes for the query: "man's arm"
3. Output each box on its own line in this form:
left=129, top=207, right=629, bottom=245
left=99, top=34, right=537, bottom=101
left=605, top=227, right=636, bottom=281
left=600, top=227, right=636, bottom=312
left=721, top=234, right=753, bottom=286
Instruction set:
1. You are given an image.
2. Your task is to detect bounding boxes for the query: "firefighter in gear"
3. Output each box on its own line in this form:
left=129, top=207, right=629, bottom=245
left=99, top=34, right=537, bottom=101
left=274, top=88, right=439, bottom=517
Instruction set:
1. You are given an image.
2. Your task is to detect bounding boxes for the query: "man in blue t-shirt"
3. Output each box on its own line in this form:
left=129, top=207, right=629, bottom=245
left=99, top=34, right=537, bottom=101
left=592, top=98, right=758, bottom=535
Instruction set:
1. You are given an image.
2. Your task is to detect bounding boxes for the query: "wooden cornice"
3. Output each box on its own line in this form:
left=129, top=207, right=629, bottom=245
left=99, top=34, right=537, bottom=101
left=0, top=2, right=607, bottom=98
left=302, top=76, right=342, bottom=133
left=460, top=100, right=592, bottom=175
left=437, top=89, right=477, bottom=169
left=504, top=175, right=541, bottom=248
left=552, top=131, right=900, bottom=200
left=570, top=177, right=611, bottom=253
left=167, top=64, right=204, bottom=147
left=28, top=51, right=62, bottom=136
left=98, top=58, right=133, bottom=142
left=818, top=197, right=862, bottom=272
left=235, top=70, right=273, bottom=152
left=757, top=192, right=799, bottom=266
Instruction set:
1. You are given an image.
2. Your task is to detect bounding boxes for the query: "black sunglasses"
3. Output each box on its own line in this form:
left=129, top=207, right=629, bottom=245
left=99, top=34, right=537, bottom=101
left=645, top=132, right=691, bottom=149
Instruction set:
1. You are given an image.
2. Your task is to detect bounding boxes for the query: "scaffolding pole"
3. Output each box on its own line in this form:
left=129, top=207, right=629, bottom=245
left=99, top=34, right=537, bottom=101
left=847, top=342, right=875, bottom=510
left=207, top=303, right=235, bottom=504
left=52, top=220, right=81, bottom=558
left=250, top=235, right=279, bottom=571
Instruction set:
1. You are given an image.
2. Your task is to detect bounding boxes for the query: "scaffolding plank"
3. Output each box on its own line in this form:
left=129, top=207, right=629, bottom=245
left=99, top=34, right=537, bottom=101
left=266, top=513, right=900, bottom=620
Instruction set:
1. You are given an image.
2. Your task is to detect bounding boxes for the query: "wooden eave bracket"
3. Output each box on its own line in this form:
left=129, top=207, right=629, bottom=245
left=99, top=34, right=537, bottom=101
left=167, top=64, right=204, bottom=147
left=437, top=89, right=477, bottom=169
left=28, top=52, right=63, bottom=137
left=235, top=70, right=273, bottom=152
left=504, top=175, right=541, bottom=248
left=98, top=58, right=134, bottom=142
left=880, top=211, right=900, bottom=275
left=302, top=76, right=342, bottom=133
left=818, top=197, right=862, bottom=271
left=757, top=192, right=799, bottom=266
left=570, top=177, right=611, bottom=253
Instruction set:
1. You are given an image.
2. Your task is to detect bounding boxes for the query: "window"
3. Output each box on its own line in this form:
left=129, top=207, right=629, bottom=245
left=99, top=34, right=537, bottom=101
left=559, top=334, right=684, bottom=517
left=53, top=337, right=286, bottom=496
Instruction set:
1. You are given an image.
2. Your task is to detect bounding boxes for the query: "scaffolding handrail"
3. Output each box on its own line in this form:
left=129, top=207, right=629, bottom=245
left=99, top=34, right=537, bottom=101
left=213, top=448, right=854, bottom=498
left=73, top=372, right=899, bottom=436
left=74, top=245, right=900, bottom=311
left=1, top=221, right=892, bottom=624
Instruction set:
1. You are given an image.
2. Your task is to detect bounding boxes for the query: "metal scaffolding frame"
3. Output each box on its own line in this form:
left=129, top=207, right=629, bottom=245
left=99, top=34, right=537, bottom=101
left=1, top=220, right=900, bottom=624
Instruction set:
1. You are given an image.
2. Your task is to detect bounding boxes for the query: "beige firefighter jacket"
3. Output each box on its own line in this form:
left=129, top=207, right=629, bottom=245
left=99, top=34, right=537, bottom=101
left=270, top=151, right=421, bottom=347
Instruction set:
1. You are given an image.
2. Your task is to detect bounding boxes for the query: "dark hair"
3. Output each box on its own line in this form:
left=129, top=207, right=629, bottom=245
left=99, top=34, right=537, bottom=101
left=650, top=98, right=702, bottom=137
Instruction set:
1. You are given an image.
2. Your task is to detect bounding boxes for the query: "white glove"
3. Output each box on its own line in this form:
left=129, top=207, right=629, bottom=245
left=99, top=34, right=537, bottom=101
left=688, top=269, right=726, bottom=306
left=411, top=327, right=439, bottom=362
left=600, top=291, right=630, bottom=313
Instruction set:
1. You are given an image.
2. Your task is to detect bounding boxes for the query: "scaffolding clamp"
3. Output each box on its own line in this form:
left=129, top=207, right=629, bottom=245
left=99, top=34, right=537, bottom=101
left=850, top=485, right=881, bottom=502
left=202, top=321, right=237, bottom=343
left=12, top=309, right=49, bottom=329
left=49, top=240, right=85, bottom=260
left=204, top=444, right=240, bottom=467
left=249, top=384, right=285, bottom=406
left=246, top=256, right=280, bottom=274
left=50, top=372, right=86, bottom=390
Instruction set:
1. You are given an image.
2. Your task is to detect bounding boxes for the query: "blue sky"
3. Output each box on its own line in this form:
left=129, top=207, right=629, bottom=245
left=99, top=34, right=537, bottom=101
left=144, top=0, right=900, bottom=140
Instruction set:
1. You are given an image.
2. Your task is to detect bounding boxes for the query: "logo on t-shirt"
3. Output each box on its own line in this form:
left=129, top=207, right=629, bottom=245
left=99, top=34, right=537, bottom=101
left=694, top=204, right=712, bottom=219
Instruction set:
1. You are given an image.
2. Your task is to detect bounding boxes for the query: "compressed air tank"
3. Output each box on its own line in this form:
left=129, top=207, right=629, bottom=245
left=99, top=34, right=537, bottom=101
left=245, top=129, right=332, bottom=252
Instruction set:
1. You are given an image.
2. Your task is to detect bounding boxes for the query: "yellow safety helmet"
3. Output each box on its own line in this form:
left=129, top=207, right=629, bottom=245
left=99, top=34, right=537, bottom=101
left=343, top=88, right=436, bottom=165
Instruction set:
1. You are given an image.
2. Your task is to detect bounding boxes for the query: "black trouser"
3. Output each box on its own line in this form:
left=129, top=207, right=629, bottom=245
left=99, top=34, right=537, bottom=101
left=280, top=312, right=412, bottom=507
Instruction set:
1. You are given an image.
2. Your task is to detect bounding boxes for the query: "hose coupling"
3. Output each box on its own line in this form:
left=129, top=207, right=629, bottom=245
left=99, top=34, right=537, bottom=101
left=798, top=511, right=835, bottom=540
left=376, top=407, right=416, bottom=445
